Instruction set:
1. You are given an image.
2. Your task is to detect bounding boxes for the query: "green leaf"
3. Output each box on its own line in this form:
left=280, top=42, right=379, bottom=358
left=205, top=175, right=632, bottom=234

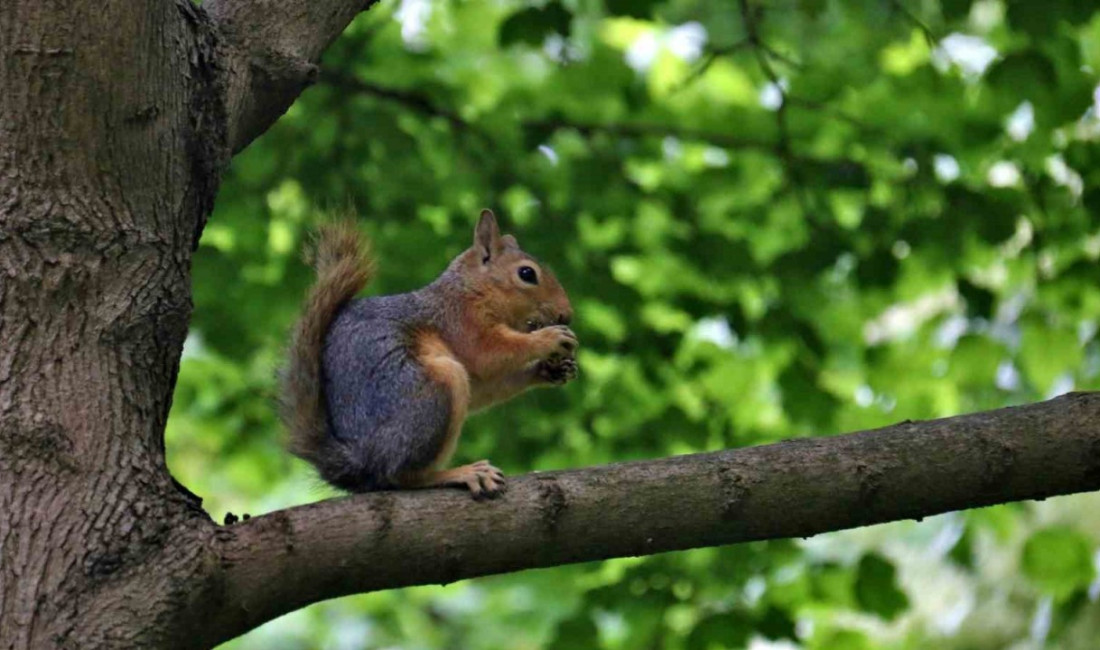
left=499, top=2, right=572, bottom=47
left=940, top=0, right=972, bottom=21
left=547, top=613, right=600, bottom=649
left=605, top=0, right=663, bottom=19
left=756, top=605, right=796, bottom=641
left=1005, top=0, right=1096, bottom=36
left=811, top=628, right=873, bottom=650
left=948, top=526, right=975, bottom=569
left=854, top=554, right=909, bottom=620
left=686, top=613, right=752, bottom=650
left=1018, top=321, right=1081, bottom=394
left=1021, top=527, right=1096, bottom=601
left=957, top=278, right=995, bottom=318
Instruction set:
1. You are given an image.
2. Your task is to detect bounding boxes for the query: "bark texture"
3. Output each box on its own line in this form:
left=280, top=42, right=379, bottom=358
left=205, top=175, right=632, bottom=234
left=0, top=1, right=1098, bottom=649
left=203, top=391, right=1100, bottom=646
left=0, top=1, right=223, bottom=647
left=0, top=0, right=372, bottom=647
left=205, top=0, right=378, bottom=152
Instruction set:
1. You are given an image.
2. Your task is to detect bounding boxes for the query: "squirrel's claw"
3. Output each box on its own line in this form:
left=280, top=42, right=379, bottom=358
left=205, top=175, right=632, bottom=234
left=533, top=324, right=578, bottom=359
left=536, top=356, right=578, bottom=385
left=463, top=460, right=506, bottom=499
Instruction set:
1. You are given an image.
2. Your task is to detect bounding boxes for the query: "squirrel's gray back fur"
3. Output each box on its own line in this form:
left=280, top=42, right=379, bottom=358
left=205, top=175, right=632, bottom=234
left=319, top=293, right=453, bottom=490
left=281, top=223, right=454, bottom=491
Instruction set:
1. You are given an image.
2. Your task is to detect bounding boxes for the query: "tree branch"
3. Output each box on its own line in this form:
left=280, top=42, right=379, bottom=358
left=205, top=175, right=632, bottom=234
left=323, top=70, right=472, bottom=132
left=740, top=0, right=819, bottom=220
left=195, top=391, right=1100, bottom=647
left=890, top=0, right=938, bottom=49
left=204, top=0, right=379, bottom=153
left=322, top=72, right=779, bottom=152
left=524, top=117, right=777, bottom=151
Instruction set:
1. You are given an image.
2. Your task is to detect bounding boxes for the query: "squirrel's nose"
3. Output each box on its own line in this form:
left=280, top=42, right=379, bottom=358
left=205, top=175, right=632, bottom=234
left=557, top=312, right=572, bottom=326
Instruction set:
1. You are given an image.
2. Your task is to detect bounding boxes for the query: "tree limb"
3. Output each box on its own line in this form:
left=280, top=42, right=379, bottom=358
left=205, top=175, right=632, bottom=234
left=323, top=70, right=471, bottom=131
left=196, top=391, right=1100, bottom=647
left=204, top=0, right=379, bottom=153
left=322, top=71, right=780, bottom=152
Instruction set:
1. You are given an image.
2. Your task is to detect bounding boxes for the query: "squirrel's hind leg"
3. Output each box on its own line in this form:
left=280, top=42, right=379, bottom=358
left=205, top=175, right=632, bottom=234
left=394, top=330, right=506, bottom=498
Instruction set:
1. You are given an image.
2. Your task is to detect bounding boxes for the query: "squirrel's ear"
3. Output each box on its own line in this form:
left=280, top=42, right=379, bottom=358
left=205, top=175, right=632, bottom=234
left=475, top=209, right=502, bottom=263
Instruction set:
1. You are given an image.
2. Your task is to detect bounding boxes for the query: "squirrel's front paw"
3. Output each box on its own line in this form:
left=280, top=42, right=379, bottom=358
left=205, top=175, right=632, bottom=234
left=533, top=324, right=578, bottom=359
left=536, top=356, right=578, bottom=385
left=459, top=460, right=506, bottom=499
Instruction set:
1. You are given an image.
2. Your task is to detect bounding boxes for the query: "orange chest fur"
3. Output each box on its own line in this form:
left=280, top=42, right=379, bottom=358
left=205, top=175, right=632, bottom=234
left=413, top=327, right=532, bottom=414
left=467, top=369, right=535, bottom=412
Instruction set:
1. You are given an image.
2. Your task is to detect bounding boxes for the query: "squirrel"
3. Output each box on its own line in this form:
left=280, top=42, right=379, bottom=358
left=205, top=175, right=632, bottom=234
left=280, top=209, right=577, bottom=498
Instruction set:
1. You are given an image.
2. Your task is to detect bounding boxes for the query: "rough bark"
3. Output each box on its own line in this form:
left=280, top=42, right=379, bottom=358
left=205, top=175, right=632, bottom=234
left=197, top=391, right=1100, bottom=647
left=0, top=1, right=223, bottom=647
left=0, top=0, right=371, bottom=647
left=0, top=0, right=1098, bottom=649
left=205, top=0, right=379, bottom=153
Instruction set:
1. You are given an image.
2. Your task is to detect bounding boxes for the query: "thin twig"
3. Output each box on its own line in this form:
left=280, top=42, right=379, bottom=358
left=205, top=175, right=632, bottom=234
left=784, top=96, right=882, bottom=134
left=739, top=0, right=816, bottom=218
left=758, top=41, right=802, bottom=69
left=322, top=71, right=469, bottom=131
left=676, top=38, right=753, bottom=90
left=890, top=0, right=938, bottom=49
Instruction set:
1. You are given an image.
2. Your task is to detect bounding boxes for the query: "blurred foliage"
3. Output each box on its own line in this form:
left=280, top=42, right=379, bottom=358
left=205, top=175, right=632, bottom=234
left=167, top=0, right=1100, bottom=647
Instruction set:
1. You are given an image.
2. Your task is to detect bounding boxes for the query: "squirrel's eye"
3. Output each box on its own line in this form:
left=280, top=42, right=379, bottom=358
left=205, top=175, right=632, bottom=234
left=517, top=265, right=538, bottom=285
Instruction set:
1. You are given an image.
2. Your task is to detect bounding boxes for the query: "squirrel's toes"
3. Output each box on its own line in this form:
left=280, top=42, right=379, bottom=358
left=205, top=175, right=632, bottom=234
left=462, top=460, right=506, bottom=499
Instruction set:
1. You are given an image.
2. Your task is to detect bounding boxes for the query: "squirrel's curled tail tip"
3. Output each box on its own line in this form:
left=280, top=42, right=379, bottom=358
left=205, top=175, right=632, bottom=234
left=281, top=220, right=375, bottom=467
left=313, top=220, right=376, bottom=284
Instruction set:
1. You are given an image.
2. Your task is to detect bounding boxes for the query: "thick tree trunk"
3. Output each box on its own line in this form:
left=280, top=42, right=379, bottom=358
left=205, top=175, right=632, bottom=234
left=0, top=0, right=377, bottom=645
left=0, top=1, right=223, bottom=646
left=0, top=1, right=1098, bottom=649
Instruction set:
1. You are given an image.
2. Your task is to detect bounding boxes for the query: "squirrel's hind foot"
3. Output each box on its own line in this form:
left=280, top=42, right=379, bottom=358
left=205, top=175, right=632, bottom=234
left=400, top=460, right=506, bottom=499
left=456, top=460, right=506, bottom=499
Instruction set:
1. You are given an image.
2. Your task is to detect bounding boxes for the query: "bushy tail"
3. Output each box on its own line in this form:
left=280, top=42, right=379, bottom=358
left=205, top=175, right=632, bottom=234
left=281, top=221, right=375, bottom=467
